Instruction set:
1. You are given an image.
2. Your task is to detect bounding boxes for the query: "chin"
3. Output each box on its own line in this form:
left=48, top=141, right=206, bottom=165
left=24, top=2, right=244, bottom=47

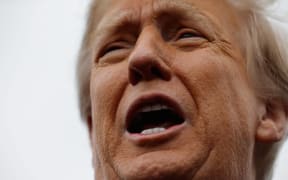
left=111, top=142, right=212, bottom=180
left=116, top=153, right=194, bottom=180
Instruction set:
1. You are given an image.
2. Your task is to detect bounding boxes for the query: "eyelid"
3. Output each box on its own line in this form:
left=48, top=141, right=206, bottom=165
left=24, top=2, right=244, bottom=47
left=174, top=28, right=201, bottom=40
left=99, top=41, right=131, bottom=58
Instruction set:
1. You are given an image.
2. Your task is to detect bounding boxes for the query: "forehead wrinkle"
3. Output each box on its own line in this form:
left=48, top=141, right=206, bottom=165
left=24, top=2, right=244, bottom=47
left=92, top=10, right=138, bottom=52
left=153, top=0, right=198, bottom=15
left=153, top=0, right=222, bottom=40
left=94, top=0, right=224, bottom=47
left=94, top=9, right=139, bottom=38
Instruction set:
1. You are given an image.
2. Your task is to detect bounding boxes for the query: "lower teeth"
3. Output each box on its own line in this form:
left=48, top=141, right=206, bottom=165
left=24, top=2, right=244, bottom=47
left=140, top=127, right=166, bottom=135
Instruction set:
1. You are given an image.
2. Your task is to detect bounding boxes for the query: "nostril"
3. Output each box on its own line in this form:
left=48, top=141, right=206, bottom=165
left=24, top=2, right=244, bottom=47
left=129, top=63, right=171, bottom=86
left=150, top=64, right=171, bottom=82
left=130, top=67, right=144, bottom=85
left=128, top=55, right=172, bottom=85
left=151, top=66, right=162, bottom=78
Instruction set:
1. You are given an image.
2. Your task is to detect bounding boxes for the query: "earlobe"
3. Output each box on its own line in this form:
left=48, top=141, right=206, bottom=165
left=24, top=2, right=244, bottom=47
left=256, top=100, right=288, bottom=143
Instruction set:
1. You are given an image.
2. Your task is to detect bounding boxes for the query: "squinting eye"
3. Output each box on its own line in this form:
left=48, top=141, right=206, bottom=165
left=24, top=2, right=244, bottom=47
left=171, top=28, right=207, bottom=50
left=97, top=41, right=132, bottom=63
left=102, top=44, right=124, bottom=56
left=176, top=29, right=200, bottom=40
left=178, top=32, right=197, bottom=39
left=98, top=40, right=133, bottom=58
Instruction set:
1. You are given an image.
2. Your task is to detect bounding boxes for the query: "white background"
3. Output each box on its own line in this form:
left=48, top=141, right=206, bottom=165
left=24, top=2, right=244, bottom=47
left=0, top=0, right=287, bottom=179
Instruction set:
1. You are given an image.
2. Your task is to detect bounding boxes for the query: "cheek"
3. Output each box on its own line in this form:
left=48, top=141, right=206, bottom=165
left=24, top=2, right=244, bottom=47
left=172, top=50, right=234, bottom=114
left=90, top=63, right=129, bottom=159
left=173, top=50, right=256, bottom=145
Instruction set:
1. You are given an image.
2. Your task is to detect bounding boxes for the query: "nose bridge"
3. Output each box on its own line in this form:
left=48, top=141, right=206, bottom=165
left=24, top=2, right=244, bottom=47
left=132, top=25, right=160, bottom=58
left=128, top=25, right=172, bottom=85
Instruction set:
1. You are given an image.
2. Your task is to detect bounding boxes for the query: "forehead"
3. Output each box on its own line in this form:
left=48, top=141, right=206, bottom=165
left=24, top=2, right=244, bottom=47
left=94, top=0, right=241, bottom=28
left=89, top=0, right=243, bottom=52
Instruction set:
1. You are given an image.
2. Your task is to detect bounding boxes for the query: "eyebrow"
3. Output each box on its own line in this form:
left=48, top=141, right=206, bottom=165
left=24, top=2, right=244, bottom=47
left=93, top=0, right=220, bottom=45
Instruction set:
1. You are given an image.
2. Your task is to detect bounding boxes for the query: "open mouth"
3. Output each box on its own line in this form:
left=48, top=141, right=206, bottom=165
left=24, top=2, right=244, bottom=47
left=126, top=97, right=185, bottom=136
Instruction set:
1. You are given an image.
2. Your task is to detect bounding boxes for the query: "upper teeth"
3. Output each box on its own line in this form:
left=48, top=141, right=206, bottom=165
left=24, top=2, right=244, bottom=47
left=141, top=127, right=166, bottom=135
left=140, top=104, right=170, bottom=113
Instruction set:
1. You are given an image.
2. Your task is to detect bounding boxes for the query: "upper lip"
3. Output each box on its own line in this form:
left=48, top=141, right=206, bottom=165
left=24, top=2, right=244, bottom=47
left=125, top=93, right=185, bottom=133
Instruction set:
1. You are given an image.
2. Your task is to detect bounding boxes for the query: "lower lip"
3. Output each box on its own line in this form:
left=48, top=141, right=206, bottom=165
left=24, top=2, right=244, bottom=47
left=125, top=122, right=186, bottom=145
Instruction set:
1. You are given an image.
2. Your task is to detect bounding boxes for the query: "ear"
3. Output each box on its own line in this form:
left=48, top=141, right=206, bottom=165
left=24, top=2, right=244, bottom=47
left=256, top=100, right=288, bottom=143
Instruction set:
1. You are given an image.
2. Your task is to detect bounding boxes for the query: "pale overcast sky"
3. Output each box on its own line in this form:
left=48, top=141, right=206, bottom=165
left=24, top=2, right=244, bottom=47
left=0, top=0, right=287, bottom=180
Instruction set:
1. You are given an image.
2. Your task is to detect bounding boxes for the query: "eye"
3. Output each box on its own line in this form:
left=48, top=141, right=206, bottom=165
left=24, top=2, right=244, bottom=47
left=101, top=42, right=127, bottom=56
left=97, top=41, right=131, bottom=64
left=178, top=32, right=196, bottom=39
left=176, top=29, right=200, bottom=40
left=171, top=28, right=207, bottom=50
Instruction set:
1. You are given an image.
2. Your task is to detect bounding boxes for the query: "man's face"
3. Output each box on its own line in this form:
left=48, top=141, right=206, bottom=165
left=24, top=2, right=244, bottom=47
left=89, top=0, right=261, bottom=179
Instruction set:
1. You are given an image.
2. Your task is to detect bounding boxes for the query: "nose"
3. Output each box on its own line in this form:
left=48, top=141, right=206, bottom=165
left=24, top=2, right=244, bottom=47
left=128, top=27, right=172, bottom=86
